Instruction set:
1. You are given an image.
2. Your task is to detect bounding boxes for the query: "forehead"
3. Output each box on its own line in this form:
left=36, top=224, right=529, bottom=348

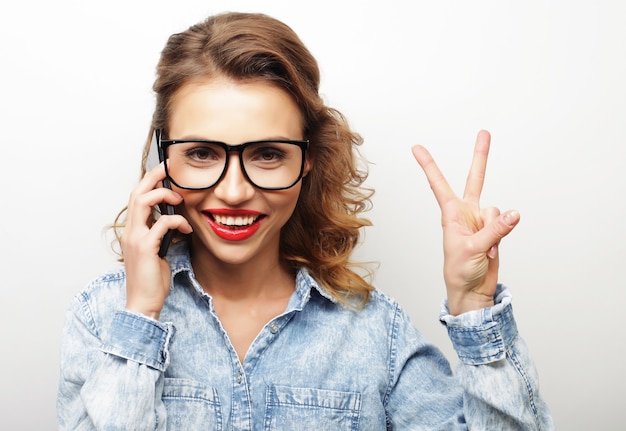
left=168, top=77, right=304, bottom=143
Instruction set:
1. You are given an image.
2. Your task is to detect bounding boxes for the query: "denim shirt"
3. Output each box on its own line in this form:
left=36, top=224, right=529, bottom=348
left=57, top=242, right=553, bottom=430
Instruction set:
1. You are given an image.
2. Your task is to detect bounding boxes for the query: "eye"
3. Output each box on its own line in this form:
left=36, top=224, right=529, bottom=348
left=184, top=144, right=221, bottom=162
left=260, top=148, right=285, bottom=161
left=249, top=145, right=287, bottom=163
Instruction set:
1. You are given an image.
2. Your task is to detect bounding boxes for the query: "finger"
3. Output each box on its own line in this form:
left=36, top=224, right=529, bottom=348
left=412, top=144, right=456, bottom=209
left=126, top=164, right=176, bottom=211
left=150, top=214, right=193, bottom=240
left=134, top=188, right=183, bottom=212
left=126, top=187, right=183, bottom=230
left=135, top=162, right=169, bottom=196
left=146, top=215, right=193, bottom=256
left=481, top=207, right=501, bottom=258
left=463, top=130, right=491, bottom=203
left=122, top=213, right=192, bottom=255
left=472, top=209, right=520, bottom=254
left=480, top=206, right=501, bottom=225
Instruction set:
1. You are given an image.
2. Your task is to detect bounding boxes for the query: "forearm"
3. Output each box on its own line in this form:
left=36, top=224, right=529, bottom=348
left=58, top=304, right=174, bottom=430
left=80, top=353, right=166, bottom=430
left=441, top=286, right=554, bottom=430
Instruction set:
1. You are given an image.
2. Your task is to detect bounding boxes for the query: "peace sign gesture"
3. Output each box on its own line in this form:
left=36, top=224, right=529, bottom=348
left=412, top=130, right=520, bottom=315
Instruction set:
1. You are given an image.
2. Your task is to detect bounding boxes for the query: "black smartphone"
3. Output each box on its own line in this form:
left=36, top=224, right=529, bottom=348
left=148, top=129, right=175, bottom=258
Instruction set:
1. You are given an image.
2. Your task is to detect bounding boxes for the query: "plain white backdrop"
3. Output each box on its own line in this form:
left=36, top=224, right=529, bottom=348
left=1, top=0, right=624, bottom=429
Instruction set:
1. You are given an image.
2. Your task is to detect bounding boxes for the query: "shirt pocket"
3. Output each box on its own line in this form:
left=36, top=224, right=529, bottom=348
left=264, top=385, right=361, bottom=431
left=162, top=378, right=223, bottom=430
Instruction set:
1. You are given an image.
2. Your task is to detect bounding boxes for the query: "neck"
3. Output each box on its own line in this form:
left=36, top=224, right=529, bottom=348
left=189, top=241, right=295, bottom=301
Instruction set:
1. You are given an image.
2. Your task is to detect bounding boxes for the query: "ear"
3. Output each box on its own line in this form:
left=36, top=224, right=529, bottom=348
left=302, top=154, right=314, bottom=177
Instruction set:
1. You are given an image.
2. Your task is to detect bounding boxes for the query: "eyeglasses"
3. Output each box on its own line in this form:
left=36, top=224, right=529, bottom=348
left=160, top=138, right=309, bottom=190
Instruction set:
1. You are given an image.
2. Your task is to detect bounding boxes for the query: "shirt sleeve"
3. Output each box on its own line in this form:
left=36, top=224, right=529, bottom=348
left=439, top=284, right=555, bottom=430
left=57, top=292, right=174, bottom=431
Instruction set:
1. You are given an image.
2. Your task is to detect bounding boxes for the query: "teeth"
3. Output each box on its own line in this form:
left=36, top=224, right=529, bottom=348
left=213, top=214, right=259, bottom=227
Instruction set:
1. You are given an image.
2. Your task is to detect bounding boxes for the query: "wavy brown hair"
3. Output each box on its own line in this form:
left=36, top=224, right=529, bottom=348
left=114, top=12, right=375, bottom=304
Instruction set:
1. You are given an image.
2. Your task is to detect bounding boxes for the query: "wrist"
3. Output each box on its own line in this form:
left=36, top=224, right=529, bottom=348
left=125, top=302, right=161, bottom=320
left=446, top=291, right=494, bottom=316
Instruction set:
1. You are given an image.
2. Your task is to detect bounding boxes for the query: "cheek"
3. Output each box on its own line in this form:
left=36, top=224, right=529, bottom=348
left=173, top=190, right=205, bottom=217
left=284, top=185, right=303, bottom=209
left=269, top=187, right=302, bottom=220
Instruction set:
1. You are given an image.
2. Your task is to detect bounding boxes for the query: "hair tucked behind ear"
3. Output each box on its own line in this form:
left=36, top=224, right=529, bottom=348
left=113, top=12, right=375, bottom=305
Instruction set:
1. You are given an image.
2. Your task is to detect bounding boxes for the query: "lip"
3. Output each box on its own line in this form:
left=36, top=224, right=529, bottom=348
left=203, top=208, right=265, bottom=241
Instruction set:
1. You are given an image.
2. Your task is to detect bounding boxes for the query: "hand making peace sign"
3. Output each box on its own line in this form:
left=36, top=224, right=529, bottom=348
left=412, top=130, right=520, bottom=315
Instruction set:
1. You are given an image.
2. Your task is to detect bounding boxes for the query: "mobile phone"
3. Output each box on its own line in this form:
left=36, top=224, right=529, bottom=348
left=147, top=129, right=175, bottom=257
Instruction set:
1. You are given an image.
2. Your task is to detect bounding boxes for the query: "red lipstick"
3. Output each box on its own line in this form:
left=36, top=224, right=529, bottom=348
left=204, top=209, right=264, bottom=241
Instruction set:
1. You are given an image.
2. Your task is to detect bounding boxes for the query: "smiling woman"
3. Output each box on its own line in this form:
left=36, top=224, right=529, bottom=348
left=56, top=11, right=554, bottom=430
left=160, top=78, right=311, bottom=272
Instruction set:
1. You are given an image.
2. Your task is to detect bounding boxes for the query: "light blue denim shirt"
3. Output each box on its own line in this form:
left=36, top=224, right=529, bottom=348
left=57, top=242, right=553, bottom=430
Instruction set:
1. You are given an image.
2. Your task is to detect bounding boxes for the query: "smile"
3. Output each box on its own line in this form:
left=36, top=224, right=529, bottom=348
left=212, top=214, right=260, bottom=228
left=204, top=209, right=265, bottom=241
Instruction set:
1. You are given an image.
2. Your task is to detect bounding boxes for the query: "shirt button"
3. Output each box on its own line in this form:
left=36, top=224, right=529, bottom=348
left=269, top=323, right=279, bottom=334
left=236, top=374, right=243, bottom=384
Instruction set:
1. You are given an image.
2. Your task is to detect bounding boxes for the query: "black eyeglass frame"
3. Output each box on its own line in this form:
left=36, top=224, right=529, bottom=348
left=160, top=138, right=310, bottom=191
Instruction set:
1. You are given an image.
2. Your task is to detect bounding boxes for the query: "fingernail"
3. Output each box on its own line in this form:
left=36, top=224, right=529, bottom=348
left=503, top=210, right=519, bottom=226
left=487, top=244, right=498, bottom=259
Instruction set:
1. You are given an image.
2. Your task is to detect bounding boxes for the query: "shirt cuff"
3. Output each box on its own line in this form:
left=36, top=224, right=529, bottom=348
left=101, top=310, right=175, bottom=372
left=439, top=284, right=518, bottom=365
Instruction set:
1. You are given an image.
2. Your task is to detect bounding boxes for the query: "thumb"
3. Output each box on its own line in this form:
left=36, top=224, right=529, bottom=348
left=474, top=210, right=520, bottom=254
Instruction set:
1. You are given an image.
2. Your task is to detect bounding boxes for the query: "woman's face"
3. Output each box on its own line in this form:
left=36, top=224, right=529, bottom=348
left=167, top=77, right=309, bottom=267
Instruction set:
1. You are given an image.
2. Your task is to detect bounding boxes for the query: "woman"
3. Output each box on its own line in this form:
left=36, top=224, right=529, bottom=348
left=57, top=12, right=554, bottom=430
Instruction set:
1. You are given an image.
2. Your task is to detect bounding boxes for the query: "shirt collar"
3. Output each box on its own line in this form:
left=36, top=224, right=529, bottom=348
left=167, top=240, right=338, bottom=308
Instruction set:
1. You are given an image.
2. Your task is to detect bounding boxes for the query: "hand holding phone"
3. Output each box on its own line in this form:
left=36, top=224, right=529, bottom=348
left=149, top=129, right=175, bottom=257
left=124, top=130, right=190, bottom=319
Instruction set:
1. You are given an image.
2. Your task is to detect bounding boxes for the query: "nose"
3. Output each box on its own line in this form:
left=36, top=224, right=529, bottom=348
left=213, top=155, right=255, bottom=204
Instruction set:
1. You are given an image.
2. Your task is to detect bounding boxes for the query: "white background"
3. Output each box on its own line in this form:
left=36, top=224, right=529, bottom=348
left=1, top=0, right=624, bottom=429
